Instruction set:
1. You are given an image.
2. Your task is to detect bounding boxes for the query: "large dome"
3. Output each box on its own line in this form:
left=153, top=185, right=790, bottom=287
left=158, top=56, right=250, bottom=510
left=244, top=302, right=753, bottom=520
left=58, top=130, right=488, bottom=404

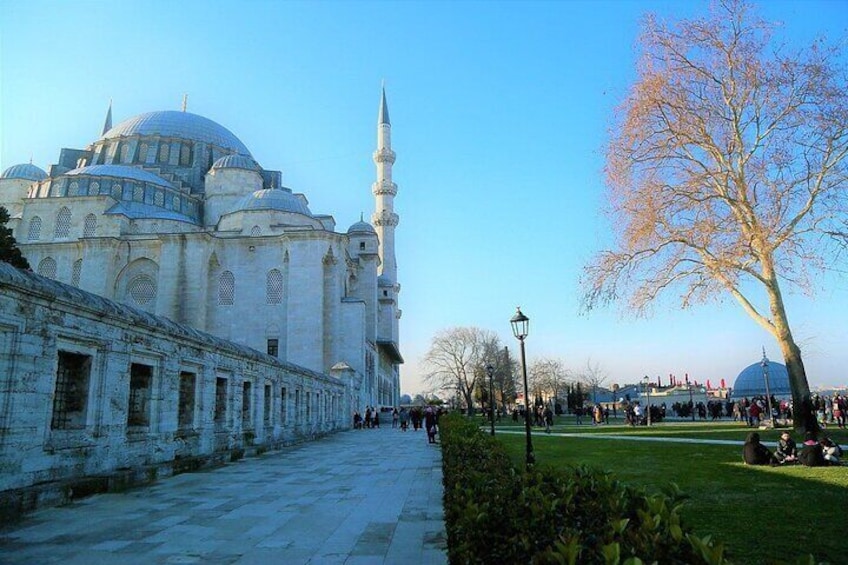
left=101, top=111, right=251, bottom=156
left=731, top=360, right=792, bottom=399
left=2, top=163, right=47, bottom=181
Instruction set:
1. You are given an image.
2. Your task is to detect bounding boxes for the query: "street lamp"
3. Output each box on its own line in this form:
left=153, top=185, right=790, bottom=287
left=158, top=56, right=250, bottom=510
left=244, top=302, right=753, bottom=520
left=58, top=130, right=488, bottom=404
left=642, top=376, right=651, bottom=426
left=761, top=348, right=774, bottom=427
left=510, top=307, right=535, bottom=468
left=688, top=381, right=695, bottom=422
left=486, top=364, right=496, bottom=436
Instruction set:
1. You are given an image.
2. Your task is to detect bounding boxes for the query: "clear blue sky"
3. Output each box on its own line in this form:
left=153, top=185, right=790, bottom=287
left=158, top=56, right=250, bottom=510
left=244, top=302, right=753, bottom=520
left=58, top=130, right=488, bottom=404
left=2, top=0, right=847, bottom=394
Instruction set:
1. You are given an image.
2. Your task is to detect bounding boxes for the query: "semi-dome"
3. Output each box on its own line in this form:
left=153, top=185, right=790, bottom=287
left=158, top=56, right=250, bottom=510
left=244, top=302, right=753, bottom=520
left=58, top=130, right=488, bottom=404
left=64, top=165, right=174, bottom=188
left=347, top=220, right=376, bottom=235
left=731, top=360, right=792, bottom=399
left=2, top=163, right=48, bottom=181
left=211, top=154, right=259, bottom=171
left=231, top=188, right=312, bottom=216
left=101, top=111, right=251, bottom=156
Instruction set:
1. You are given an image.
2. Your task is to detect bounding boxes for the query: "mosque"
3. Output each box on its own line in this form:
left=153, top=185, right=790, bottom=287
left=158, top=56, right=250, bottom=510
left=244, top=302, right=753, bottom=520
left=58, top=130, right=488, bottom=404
left=0, top=90, right=402, bottom=410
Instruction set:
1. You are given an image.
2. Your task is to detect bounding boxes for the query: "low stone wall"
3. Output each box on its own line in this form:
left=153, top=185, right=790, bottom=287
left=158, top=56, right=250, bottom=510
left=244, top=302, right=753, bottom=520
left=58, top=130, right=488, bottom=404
left=0, top=263, right=348, bottom=521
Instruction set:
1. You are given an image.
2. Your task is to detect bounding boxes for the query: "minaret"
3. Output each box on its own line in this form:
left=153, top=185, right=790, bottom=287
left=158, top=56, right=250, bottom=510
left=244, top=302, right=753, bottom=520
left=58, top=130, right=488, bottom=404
left=372, top=86, right=398, bottom=282
left=101, top=99, right=113, bottom=135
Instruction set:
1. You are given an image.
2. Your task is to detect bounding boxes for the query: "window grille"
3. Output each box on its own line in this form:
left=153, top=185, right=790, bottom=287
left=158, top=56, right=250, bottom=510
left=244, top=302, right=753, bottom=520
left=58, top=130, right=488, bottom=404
left=120, top=144, right=130, bottom=163
left=251, top=225, right=262, bottom=237
left=180, top=144, right=191, bottom=166
left=242, top=381, right=252, bottom=428
left=68, top=182, right=79, bottom=196
left=139, top=144, right=148, bottom=163
left=215, top=377, right=228, bottom=426
left=83, top=214, right=97, bottom=237
left=51, top=351, right=91, bottom=430
left=133, top=185, right=143, bottom=202
left=159, top=143, right=170, bottom=163
left=266, top=269, right=283, bottom=304
left=112, top=184, right=122, bottom=200
left=55, top=207, right=71, bottom=239
left=27, top=216, right=42, bottom=241
left=128, top=274, right=156, bottom=306
left=91, top=181, right=100, bottom=193
left=128, top=363, right=152, bottom=427
left=154, top=191, right=164, bottom=207
left=71, top=259, right=82, bottom=287
left=178, top=372, right=196, bottom=429
left=219, top=271, right=235, bottom=305
left=172, top=195, right=180, bottom=211
left=264, top=384, right=271, bottom=424
left=37, top=257, right=57, bottom=279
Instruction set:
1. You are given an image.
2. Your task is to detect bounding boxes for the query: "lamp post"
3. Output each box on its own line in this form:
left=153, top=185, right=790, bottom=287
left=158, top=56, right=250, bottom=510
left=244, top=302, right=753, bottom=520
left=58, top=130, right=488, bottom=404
left=510, top=307, right=534, bottom=468
left=642, top=376, right=651, bottom=426
left=486, top=364, right=496, bottom=436
left=761, top=348, right=774, bottom=427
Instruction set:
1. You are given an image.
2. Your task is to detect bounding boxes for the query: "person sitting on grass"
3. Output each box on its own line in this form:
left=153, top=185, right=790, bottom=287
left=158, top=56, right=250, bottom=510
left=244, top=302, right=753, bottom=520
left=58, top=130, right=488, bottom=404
left=743, top=432, right=776, bottom=465
left=820, top=436, right=842, bottom=465
left=798, top=432, right=826, bottom=467
left=775, top=431, right=798, bottom=464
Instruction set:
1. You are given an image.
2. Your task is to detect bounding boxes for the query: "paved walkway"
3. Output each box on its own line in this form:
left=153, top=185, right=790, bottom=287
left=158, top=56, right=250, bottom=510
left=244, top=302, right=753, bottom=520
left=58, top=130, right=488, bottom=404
left=0, top=427, right=447, bottom=565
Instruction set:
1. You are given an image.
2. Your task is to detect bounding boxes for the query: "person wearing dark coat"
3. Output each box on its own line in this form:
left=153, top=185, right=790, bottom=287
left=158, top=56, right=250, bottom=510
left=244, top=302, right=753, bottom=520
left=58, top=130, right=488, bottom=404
left=799, top=432, right=826, bottom=467
left=775, top=431, right=798, bottom=464
left=743, top=432, right=776, bottom=465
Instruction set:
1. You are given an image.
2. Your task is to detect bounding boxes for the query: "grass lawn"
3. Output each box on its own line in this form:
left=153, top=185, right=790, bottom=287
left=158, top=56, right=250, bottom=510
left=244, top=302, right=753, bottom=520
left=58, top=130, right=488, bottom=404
left=492, top=420, right=848, bottom=564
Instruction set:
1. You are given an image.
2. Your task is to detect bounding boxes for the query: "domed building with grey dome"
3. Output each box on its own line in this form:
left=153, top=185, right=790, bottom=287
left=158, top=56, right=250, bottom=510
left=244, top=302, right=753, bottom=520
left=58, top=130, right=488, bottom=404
left=0, top=91, right=402, bottom=413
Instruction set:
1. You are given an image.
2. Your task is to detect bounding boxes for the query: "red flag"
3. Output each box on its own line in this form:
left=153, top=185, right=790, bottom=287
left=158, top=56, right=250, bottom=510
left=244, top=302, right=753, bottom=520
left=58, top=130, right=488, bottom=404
left=707, top=379, right=712, bottom=389
left=721, top=378, right=726, bottom=388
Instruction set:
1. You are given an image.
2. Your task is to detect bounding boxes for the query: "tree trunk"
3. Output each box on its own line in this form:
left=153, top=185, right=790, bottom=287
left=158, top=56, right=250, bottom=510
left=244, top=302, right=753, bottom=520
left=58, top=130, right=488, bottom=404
left=765, top=273, right=819, bottom=436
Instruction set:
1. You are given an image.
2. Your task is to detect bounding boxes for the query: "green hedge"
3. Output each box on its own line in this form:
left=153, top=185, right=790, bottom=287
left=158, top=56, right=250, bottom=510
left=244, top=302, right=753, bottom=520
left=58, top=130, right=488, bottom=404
left=439, top=413, right=729, bottom=565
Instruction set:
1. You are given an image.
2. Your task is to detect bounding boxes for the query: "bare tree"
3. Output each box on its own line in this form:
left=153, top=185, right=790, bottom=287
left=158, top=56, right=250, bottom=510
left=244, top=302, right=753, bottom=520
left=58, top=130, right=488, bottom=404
left=582, top=0, right=848, bottom=434
left=529, top=358, right=570, bottom=410
left=423, top=327, right=498, bottom=416
left=579, top=358, right=608, bottom=405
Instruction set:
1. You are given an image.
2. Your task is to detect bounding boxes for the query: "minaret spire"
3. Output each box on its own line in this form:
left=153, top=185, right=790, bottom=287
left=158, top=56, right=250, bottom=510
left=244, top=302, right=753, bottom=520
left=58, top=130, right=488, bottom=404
left=372, top=85, right=399, bottom=283
left=101, top=99, right=113, bottom=135
left=182, top=93, right=188, bottom=112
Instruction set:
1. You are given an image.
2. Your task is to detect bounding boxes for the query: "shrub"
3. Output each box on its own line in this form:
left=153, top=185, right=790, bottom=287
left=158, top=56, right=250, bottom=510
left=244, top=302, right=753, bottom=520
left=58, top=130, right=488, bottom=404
left=439, top=413, right=729, bottom=564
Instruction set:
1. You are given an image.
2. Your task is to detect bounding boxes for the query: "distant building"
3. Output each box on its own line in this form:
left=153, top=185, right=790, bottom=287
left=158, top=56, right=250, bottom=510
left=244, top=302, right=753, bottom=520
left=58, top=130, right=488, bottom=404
left=731, top=361, right=791, bottom=399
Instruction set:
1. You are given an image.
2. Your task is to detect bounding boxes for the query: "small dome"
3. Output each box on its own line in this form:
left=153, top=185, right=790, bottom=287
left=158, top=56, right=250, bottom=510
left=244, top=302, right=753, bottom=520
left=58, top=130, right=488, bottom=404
left=64, top=165, right=174, bottom=188
left=101, top=111, right=251, bottom=156
left=211, top=154, right=259, bottom=171
left=731, top=360, right=792, bottom=399
left=348, top=220, right=376, bottom=235
left=232, top=188, right=312, bottom=216
left=2, top=163, right=48, bottom=181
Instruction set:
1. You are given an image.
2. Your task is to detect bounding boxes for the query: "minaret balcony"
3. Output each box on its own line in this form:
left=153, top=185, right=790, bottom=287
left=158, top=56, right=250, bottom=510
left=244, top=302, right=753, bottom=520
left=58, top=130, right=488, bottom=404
left=372, top=210, right=399, bottom=227
left=371, top=180, right=397, bottom=196
left=372, top=148, right=396, bottom=164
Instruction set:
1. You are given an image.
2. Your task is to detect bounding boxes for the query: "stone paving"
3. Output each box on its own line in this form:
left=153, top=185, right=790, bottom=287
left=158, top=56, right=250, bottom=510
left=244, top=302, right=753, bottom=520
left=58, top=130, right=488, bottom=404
left=0, top=426, right=447, bottom=565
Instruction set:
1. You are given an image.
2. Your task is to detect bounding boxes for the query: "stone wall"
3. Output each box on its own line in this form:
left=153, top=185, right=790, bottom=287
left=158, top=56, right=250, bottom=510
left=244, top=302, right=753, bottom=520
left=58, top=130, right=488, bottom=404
left=0, top=263, right=349, bottom=520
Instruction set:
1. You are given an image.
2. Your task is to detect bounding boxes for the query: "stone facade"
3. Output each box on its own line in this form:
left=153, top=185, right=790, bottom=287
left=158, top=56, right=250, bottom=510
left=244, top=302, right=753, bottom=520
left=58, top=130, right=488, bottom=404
left=0, top=263, right=359, bottom=518
left=0, top=92, right=402, bottom=415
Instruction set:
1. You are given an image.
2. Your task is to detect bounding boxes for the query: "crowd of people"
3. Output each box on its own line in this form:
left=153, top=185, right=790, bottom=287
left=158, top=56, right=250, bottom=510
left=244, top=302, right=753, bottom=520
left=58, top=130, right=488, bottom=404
left=354, top=405, right=443, bottom=443
left=743, top=430, right=843, bottom=466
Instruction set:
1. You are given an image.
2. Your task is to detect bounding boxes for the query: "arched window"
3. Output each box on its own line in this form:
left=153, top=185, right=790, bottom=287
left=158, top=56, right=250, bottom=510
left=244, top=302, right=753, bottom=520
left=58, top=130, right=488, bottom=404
left=68, top=182, right=79, bottom=196
left=219, top=271, right=235, bottom=305
left=120, top=144, right=130, bottom=163
left=133, top=184, right=143, bottom=202
left=112, top=184, right=122, bottom=200
left=55, top=207, right=71, bottom=239
left=180, top=143, right=191, bottom=166
left=27, top=216, right=42, bottom=241
left=139, top=143, right=148, bottom=163
left=83, top=214, right=97, bottom=237
left=267, top=269, right=283, bottom=304
left=37, top=257, right=57, bottom=279
left=250, top=225, right=262, bottom=237
left=154, top=191, right=164, bottom=207
left=90, top=181, right=100, bottom=194
left=71, top=259, right=82, bottom=286
left=128, top=274, right=157, bottom=306
left=159, top=143, right=170, bottom=163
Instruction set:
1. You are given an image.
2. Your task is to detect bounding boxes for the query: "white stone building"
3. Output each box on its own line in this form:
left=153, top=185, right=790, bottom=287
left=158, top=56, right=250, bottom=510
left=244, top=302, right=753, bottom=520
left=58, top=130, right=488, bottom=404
left=0, top=90, right=403, bottom=412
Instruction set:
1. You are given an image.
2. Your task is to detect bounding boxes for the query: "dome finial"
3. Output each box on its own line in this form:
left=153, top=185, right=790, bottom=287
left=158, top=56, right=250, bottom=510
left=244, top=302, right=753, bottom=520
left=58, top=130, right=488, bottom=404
left=182, top=94, right=188, bottom=112
left=101, top=99, right=113, bottom=136
left=360, top=212, right=364, bottom=222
